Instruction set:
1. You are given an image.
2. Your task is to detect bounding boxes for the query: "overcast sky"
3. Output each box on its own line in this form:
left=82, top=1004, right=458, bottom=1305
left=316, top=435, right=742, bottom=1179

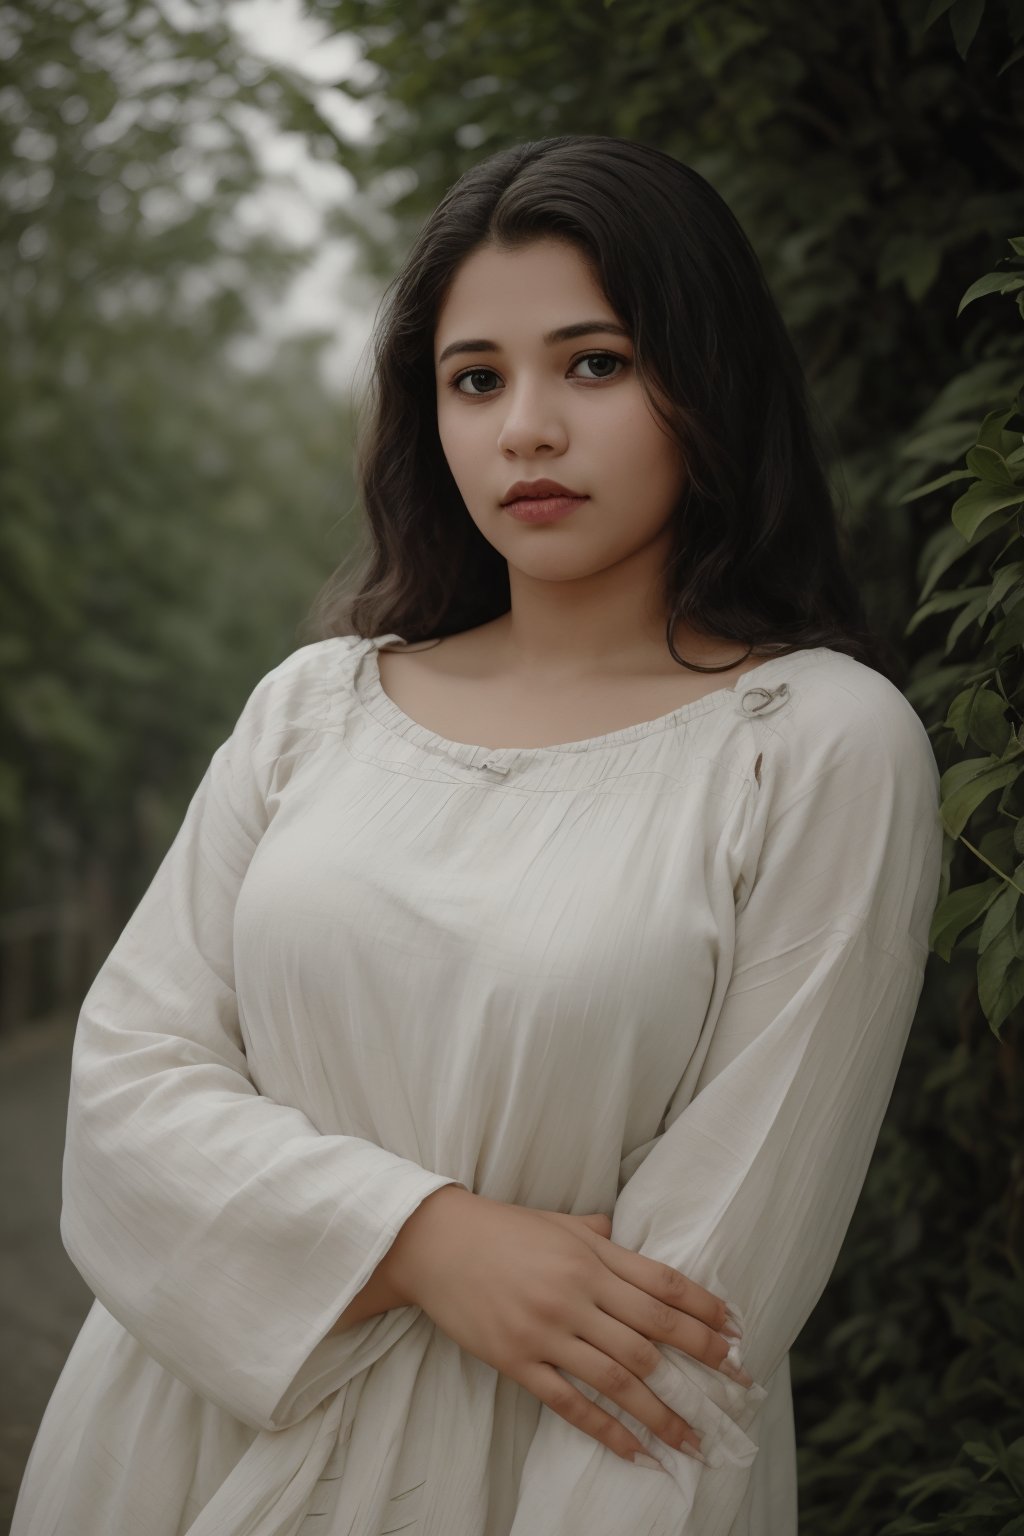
left=227, top=0, right=381, bottom=396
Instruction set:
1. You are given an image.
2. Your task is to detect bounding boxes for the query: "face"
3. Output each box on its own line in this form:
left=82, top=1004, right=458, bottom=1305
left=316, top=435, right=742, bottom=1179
left=433, top=237, right=688, bottom=589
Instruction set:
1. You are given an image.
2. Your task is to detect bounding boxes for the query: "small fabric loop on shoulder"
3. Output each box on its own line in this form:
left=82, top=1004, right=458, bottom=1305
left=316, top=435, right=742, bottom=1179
left=737, top=681, right=790, bottom=717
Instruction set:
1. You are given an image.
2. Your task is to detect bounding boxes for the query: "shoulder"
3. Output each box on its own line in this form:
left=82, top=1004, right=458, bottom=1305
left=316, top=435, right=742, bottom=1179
left=779, top=646, right=936, bottom=763
left=234, top=635, right=364, bottom=743
left=761, top=647, right=940, bottom=810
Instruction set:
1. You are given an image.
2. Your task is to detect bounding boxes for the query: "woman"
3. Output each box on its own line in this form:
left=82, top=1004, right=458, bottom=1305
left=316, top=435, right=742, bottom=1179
left=12, top=134, right=943, bottom=1536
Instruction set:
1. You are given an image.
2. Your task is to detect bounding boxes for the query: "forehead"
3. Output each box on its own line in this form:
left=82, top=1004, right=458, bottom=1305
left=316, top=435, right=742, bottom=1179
left=435, top=239, right=614, bottom=334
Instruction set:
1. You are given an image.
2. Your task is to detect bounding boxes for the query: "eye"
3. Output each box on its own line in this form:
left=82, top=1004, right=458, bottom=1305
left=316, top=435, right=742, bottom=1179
left=448, top=351, right=627, bottom=396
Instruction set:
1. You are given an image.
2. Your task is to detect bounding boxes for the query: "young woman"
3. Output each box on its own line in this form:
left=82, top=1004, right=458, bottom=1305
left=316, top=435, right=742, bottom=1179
left=12, top=135, right=943, bottom=1536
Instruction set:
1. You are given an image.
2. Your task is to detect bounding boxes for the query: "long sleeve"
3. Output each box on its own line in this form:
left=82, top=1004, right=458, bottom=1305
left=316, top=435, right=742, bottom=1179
left=59, top=643, right=465, bottom=1433
left=509, top=671, right=945, bottom=1536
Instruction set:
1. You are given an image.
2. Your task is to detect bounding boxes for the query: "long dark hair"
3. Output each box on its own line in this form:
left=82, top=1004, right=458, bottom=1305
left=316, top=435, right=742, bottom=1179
left=304, top=134, right=901, bottom=684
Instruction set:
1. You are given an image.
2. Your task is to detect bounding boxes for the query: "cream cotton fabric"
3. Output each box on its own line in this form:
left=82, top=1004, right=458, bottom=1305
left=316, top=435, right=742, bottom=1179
left=12, top=631, right=944, bottom=1536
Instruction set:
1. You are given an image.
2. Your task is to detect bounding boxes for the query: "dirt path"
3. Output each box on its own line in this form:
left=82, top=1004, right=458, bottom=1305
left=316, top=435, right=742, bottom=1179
left=0, top=1017, right=92, bottom=1532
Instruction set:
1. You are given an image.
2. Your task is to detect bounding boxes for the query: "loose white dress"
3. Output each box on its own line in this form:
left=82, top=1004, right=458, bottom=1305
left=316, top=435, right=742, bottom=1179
left=12, top=631, right=944, bottom=1536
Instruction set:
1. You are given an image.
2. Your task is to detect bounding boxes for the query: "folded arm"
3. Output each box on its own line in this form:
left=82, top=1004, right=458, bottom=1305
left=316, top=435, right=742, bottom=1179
left=61, top=645, right=465, bottom=1432
left=508, top=675, right=945, bottom=1535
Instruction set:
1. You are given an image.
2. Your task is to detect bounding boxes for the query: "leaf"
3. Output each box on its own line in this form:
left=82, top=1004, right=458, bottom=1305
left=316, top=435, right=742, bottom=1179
left=944, top=593, right=991, bottom=653
left=929, top=879, right=1001, bottom=959
left=905, top=586, right=991, bottom=636
left=898, top=468, right=976, bottom=505
left=940, top=757, right=1022, bottom=838
left=965, top=687, right=1014, bottom=754
left=991, top=599, right=1024, bottom=653
left=950, top=480, right=1024, bottom=540
left=978, top=936, right=1024, bottom=1035
left=966, top=445, right=1019, bottom=487
left=922, top=0, right=959, bottom=29
left=957, top=270, right=1024, bottom=317
left=986, top=562, right=1024, bottom=613
left=950, top=0, right=986, bottom=59
left=977, top=882, right=1021, bottom=953
left=917, top=526, right=976, bottom=600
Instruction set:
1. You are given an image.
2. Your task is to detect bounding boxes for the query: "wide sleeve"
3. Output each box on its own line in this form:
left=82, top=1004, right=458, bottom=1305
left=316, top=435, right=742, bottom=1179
left=508, top=671, right=945, bottom=1536
left=59, top=640, right=466, bottom=1433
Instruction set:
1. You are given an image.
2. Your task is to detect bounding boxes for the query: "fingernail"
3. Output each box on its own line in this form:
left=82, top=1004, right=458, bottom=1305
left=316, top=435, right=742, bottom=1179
left=717, top=1333, right=755, bottom=1387
left=631, top=1452, right=668, bottom=1472
left=679, top=1440, right=710, bottom=1466
left=724, top=1303, right=744, bottom=1337
left=720, top=1321, right=743, bottom=1340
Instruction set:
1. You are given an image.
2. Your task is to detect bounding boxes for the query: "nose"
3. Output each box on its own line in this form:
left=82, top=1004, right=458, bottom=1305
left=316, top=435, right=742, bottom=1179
left=497, top=380, right=569, bottom=457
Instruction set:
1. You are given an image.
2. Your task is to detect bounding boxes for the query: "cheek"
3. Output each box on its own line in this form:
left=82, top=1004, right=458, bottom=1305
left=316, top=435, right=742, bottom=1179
left=437, top=398, right=483, bottom=450
left=598, top=400, right=680, bottom=474
left=436, top=406, right=471, bottom=472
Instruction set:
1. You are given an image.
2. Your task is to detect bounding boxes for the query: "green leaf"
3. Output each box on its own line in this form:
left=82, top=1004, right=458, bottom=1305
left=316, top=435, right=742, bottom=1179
left=940, top=757, right=1022, bottom=838
left=978, top=935, right=1024, bottom=1035
left=944, top=593, right=992, bottom=653
left=950, top=480, right=1024, bottom=540
left=922, top=0, right=958, bottom=29
left=929, top=879, right=1002, bottom=958
left=957, top=271, right=1024, bottom=317
left=966, top=445, right=1018, bottom=487
left=905, top=586, right=991, bottom=636
left=898, top=468, right=976, bottom=505
left=950, top=0, right=985, bottom=59
left=900, top=421, right=985, bottom=461
left=991, top=600, right=1024, bottom=653
left=978, top=882, right=1021, bottom=953
left=917, top=525, right=976, bottom=600
left=976, top=406, right=1017, bottom=452
left=986, top=562, right=1024, bottom=613
left=947, top=679, right=990, bottom=746
left=965, top=687, right=1014, bottom=754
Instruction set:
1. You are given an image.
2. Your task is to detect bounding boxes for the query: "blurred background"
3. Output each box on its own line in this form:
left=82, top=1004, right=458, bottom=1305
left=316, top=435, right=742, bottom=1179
left=2, top=0, right=1023, bottom=1529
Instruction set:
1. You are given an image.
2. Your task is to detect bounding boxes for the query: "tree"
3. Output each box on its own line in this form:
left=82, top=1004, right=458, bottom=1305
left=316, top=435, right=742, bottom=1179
left=0, top=0, right=358, bottom=916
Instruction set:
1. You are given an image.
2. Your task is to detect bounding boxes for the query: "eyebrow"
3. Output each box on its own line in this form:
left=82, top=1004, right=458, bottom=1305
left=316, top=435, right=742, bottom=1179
left=436, top=320, right=631, bottom=368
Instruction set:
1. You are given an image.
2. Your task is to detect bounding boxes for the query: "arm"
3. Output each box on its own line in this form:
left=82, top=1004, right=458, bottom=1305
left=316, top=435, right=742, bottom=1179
left=326, top=1185, right=466, bottom=1334
left=60, top=643, right=466, bottom=1431
left=324, top=1258, right=405, bottom=1336
left=508, top=672, right=945, bottom=1535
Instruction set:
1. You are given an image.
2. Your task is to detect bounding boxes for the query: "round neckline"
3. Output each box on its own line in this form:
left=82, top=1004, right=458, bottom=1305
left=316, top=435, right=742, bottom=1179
left=353, top=632, right=822, bottom=767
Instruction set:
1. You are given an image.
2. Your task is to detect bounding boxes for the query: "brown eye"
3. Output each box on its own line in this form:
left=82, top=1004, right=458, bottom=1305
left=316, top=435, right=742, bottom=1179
left=573, top=354, right=624, bottom=381
left=449, top=353, right=627, bottom=396
left=452, top=368, right=500, bottom=396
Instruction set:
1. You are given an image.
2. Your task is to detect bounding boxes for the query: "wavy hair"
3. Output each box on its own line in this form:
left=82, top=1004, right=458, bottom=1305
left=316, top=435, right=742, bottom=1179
left=304, top=133, right=901, bottom=684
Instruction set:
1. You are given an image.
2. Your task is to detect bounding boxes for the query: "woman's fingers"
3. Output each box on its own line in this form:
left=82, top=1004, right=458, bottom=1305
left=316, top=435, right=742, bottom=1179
left=596, top=1267, right=735, bottom=1374
left=532, top=1209, right=751, bottom=1383
left=589, top=1229, right=729, bottom=1338
left=518, top=1359, right=681, bottom=1468
left=559, top=1323, right=706, bottom=1457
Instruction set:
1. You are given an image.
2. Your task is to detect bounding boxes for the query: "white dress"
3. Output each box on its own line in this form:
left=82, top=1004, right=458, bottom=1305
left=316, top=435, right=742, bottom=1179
left=11, top=631, right=944, bottom=1536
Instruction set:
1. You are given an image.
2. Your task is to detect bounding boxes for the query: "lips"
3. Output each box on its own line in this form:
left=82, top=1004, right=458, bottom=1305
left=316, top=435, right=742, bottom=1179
left=501, top=478, right=585, bottom=505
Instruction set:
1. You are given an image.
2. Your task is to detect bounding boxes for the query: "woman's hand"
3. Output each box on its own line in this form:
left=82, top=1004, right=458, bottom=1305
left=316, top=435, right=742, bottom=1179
left=384, top=1187, right=747, bottom=1465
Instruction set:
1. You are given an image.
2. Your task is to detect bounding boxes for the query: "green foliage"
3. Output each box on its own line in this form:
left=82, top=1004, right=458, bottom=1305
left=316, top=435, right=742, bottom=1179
left=0, top=0, right=359, bottom=908
left=901, top=238, right=1024, bottom=1043
left=821, top=236, right=1024, bottom=1533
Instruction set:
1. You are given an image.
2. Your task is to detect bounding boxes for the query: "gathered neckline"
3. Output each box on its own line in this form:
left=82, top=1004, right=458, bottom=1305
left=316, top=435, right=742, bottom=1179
left=352, top=632, right=827, bottom=766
